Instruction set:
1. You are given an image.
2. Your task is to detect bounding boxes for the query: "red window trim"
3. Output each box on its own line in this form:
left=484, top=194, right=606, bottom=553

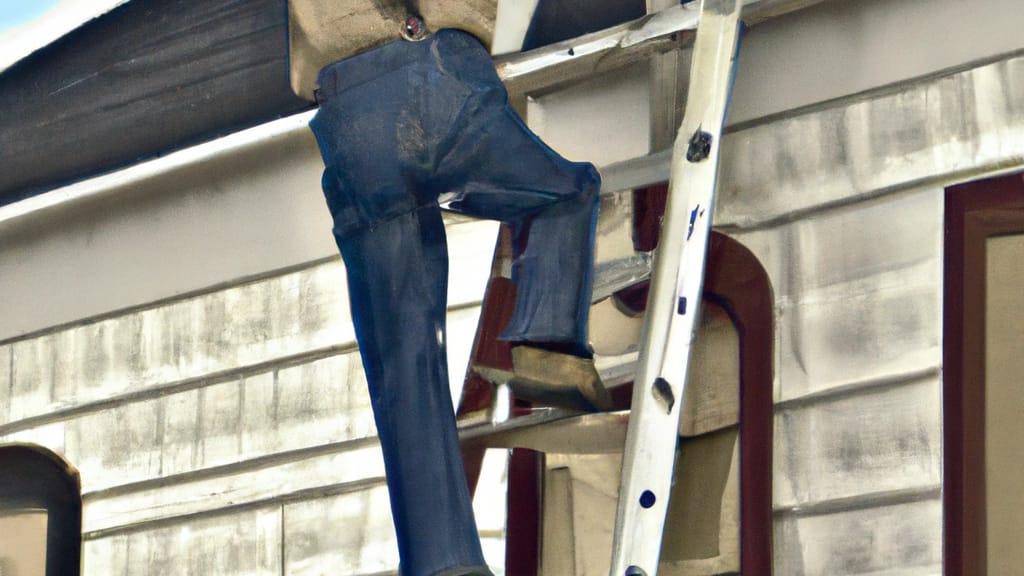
left=943, top=172, right=1024, bottom=576
left=705, top=231, right=775, bottom=572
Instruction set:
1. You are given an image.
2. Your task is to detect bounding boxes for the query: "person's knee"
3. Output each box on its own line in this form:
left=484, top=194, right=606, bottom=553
left=571, top=162, right=601, bottom=207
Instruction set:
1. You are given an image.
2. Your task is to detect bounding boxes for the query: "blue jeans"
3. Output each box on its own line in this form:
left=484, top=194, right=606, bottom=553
left=309, top=29, right=600, bottom=576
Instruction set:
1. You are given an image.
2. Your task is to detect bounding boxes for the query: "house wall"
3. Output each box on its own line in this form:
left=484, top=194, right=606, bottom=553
left=0, top=125, right=502, bottom=574
left=728, top=0, right=1024, bottom=125
left=528, top=0, right=1024, bottom=572
left=4, top=0, right=1022, bottom=342
left=1, top=0, right=1023, bottom=574
left=724, top=46, right=1022, bottom=576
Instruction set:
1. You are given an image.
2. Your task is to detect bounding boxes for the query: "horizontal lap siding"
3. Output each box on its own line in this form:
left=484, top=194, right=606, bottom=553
left=6, top=37, right=1023, bottom=576
left=0, top=219, right=494, bottom=576
left=4, top=263, right=356, bottom=427
left=284, top=486, right=399, bottom=575
left=729, top=149, right=945, bottom=574
left=733, top=187, right=943, bottom=404
left=0, top=227, right=494, bottom=431
left=774, top=377, right=941, bottom=510
left=64, top=353, right=375, bottom=493
left=0, top=347, right=10, bottom=427
left=774, top=498, right=942, bottom=575
left=722, top=63, right=1019, bottom=572
left=726, top=188, right=944, bottom=574
left=83, top=505, right=284, bottom=576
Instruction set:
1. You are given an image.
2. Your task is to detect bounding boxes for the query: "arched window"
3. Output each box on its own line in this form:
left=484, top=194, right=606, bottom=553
left=0, top=444, right=81, bottom=576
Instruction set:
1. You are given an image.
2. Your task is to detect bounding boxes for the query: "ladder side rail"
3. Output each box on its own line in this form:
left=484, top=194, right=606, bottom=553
left=609, top=1, right=744, bottom=574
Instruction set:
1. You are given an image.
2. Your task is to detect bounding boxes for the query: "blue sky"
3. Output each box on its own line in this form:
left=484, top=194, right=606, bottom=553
left=0, top=0, right=128, bottom=71
left=0, top=1, right=61, bottom=30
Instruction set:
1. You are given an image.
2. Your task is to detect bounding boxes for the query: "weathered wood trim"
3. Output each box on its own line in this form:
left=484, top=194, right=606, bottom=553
left=703, top=231, right=775, bottom=574
left=943, top=172, right=1024, bottom=576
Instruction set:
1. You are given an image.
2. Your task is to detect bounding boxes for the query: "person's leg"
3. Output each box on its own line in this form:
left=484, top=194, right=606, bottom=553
left=314, top=28, right=601, bottom=355
left=336, top=205, right=491, bottom=576
left=307, top=29, right=599, bottom=575
left=427, top=30, right=602, bottom=356
left=310, top=42, right=491, bottom=576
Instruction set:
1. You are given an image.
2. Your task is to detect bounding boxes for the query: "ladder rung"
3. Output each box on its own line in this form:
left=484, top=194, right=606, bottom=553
left=495, top=4, right=699, bottom=98
left=495, top=0, right=828, bottom=98
left=460, top=408, right=629, bottom=454
left=598, top=149, right=672, bottom=199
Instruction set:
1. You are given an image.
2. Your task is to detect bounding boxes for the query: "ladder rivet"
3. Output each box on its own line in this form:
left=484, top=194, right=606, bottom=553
left=625, top=565, right=648, bottom=576
left=686, top=128, right=713, bottom=162
left=640, top=490, right=657, bottom=508
left=652, top=377, right=675, bottom=414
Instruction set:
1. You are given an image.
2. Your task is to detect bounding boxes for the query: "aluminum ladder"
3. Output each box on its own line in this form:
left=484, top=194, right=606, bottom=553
left=461, top=1, right=746, bottom=574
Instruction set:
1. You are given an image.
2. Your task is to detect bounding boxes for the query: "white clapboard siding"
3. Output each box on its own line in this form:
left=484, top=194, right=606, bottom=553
left=0, top=216, right=496, bottom=576
left=732, top=187, right=943, bottom=404
left=774, top=498, right=942, bottom=575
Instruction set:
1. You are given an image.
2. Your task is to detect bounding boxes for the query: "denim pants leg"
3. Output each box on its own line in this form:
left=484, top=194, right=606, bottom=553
left=309, top=29, right=600, bottom=576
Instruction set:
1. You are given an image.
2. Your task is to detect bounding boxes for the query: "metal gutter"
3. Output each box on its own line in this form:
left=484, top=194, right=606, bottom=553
left=0, top=111, right=316, bottom=231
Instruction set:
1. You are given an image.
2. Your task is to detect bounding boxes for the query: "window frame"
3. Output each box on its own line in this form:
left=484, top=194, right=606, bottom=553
left=704, top=230, right=775, bottom=573
left=0, top=443, right=82, bottom=576
left=943, top=172, right=1024, bottom=576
